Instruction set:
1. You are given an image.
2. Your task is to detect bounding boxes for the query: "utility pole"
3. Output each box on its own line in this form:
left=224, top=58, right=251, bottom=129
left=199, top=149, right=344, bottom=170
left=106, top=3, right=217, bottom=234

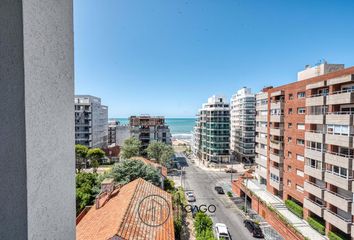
left=244, top=178, right=248, bottom=215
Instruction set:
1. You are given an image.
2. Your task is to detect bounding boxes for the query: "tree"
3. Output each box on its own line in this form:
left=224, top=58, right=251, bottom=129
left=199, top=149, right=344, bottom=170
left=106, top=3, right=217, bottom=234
left=194, top=212, right=214, bottom=237
left=76, top=172, right=98, bottom=213
left=146, top=141, right=174, bottom=166
left=75, top=144, right=88, bottom=172
left=120, top=137, right=142, bottom=159
left=87, top=148, right=105, bottom=173
left=104, top=159, right=161, bottom=186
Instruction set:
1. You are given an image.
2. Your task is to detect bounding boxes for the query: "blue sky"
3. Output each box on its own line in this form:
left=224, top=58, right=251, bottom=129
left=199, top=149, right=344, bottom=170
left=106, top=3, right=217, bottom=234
left=74, top=0, right=354, bottom=118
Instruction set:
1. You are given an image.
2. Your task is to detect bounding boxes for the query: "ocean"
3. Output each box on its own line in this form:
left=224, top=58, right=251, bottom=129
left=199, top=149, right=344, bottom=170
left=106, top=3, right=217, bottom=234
left=111, top=118, right=196, bottom=140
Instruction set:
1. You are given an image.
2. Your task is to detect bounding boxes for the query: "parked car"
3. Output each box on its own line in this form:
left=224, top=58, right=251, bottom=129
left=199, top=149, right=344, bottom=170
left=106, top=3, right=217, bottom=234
left=243, top=219, right=264, bottom=238
left=186, top=191, right=196, bottom=202
left=214, top=223, right=232, bottom=240
left=214, top=186, right=225, bottom=194
left=225, top=167, right=237, bottom=173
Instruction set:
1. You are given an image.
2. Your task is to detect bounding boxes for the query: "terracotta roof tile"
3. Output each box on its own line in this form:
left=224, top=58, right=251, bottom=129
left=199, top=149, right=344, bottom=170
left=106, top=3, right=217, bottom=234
left=76, top=178, right=174, bottom=240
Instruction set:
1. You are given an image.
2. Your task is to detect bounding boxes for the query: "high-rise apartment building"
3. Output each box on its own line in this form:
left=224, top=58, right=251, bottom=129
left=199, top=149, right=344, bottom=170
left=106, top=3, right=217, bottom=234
left=129, top=115, right=171, bottom=148
left=230, top=87, right=256, bottom=163
left=193, top=95, right=230, bottom=164
left=256, top=64, right=354, bottom=239
left=108, top=120, right=118, bottom=145
left=255, top=88, right=271, bottom=186
left=75, top=95, right=108, bottom=148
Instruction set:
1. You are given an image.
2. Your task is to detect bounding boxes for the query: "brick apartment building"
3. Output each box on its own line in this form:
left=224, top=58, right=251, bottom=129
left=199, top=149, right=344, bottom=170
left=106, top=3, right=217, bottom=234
left=253, top=63, right=354, bottom=239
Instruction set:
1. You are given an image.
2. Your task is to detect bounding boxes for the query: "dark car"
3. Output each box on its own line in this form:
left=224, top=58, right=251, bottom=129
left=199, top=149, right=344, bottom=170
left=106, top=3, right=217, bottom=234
left=243, top=219, right=264, bottom=238
left=214, top=186, right=225, bottom=194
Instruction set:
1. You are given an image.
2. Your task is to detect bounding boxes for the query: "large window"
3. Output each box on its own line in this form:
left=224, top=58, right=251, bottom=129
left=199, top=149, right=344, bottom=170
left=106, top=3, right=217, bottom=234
left=306, top=158, right=322, bottom=170
left=297, top=92, right=305, bottom=98
left=326, top=124, right=350, bottom=136
left=326, top=164, right=349, bottom=178
left=297, top=107, right=306, bottom=114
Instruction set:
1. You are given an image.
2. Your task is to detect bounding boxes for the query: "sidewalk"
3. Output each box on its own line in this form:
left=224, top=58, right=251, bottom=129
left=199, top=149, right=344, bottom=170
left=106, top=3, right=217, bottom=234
left=191, top=156, right=246, bottom=173
left=245, top=179, right=326, bottom=240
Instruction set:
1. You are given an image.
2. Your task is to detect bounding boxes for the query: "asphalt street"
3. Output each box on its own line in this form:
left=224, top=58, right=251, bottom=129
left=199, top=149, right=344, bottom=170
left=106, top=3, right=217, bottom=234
left=177, top=154, right=258, bottom=240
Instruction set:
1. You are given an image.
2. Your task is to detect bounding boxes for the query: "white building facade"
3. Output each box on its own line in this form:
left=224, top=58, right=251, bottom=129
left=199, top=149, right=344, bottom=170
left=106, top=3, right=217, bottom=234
left=230, top=87, right=256, bottom=163
left=75, top=95, right=108, bottom=148
left=193, top=95, right=230, bottom=163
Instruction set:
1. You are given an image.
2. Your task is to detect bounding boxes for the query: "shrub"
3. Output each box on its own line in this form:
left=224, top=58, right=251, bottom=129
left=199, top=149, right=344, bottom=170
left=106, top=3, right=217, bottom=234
left=285, top=200, right=303, bottom=218
left=328, top=231, right=347, bottom=240
left=227, top=191, right=233, bottom=197
left=196, top=229, right=216, bottom=240
left=307, top=216, right=325, bottom=235
left=194, top=212, right=213, bottom=237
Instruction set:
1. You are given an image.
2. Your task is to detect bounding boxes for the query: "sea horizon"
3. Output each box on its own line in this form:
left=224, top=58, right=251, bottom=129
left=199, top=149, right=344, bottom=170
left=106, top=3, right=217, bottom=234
left=110, top=117, right=196, bottom=139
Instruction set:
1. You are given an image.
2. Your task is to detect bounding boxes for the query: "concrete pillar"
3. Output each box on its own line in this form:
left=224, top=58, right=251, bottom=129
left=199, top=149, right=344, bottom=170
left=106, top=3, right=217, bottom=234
left=0, top=0, right=75, bottom=239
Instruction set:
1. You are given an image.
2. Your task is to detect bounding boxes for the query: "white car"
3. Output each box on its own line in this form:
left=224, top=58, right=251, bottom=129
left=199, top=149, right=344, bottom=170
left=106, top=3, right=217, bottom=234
left=186, top=191, right=196, bottom=202
left=214, top=223, right=231, bottom=240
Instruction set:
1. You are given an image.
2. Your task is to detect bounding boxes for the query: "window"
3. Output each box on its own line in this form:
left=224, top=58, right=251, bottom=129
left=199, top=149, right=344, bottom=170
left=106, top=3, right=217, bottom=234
left=297, top=139, right=305, bottom=145
left=270, top=173, right=279, bottom=182
left=297, top=123, right=305, bottom=130
left=288, top=137, right=292, bottom=143
left=297, top=107, right=306, bottom=114
left=287, top=180, right=291, bottom=186
left=297, top=92, right=305, bottom=98
left=289, top=94, right=293, bottom=100
left=288, top=123, right=292, bottom=128
left=296, top=154, right=304, bottom=162
left=288, top=151, right=292, bottom=158
left=288, top=108, right=293, bottom=114
left=327, top=124, right=350, bottom=136
left=296, top=169, right=304, bottom=177
left=287, top=165, right=292, bottom=171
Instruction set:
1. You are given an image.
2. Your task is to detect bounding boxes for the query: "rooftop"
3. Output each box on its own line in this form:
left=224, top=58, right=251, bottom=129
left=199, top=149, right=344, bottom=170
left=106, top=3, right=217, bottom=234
left=76, top=178, right=174, bottom=240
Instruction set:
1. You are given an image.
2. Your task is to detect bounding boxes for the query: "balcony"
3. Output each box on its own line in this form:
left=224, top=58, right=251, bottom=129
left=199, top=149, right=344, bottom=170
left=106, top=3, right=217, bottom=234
left=256, top=126, right=267, bottom=133
left=271, top=90, right=284, bottom=97
left=270, top=128, right=284, bottom=136
left=327, top=90, right=354, bottom=105
left=324, top=209, right=351, bottom=234
left=304, top=198, right=324, bottom=217
left=325, top=152, right=353, bottom=169
left=306, top=81, right=326, bottom=90
left=269, top=178, right=283, bottom=190
left=306, top=95, right=325, bottom=107
left=324, top=171, right=352, bottom=191
left=255, top=137, right=267, bottom=145
left=270, top=115, right=284, bottom=123
left=256, top=115, right=267, bottom=122
left=255, top=166, right=267, bottom=179
left=269, top=140, right=283, bottom=150
left=255, top=156, right=267, bottom=168
left=327, top=74, right=353, bottom=85
left=325, top=133, right=352, bottom=148
left=305, top=147, right=324, bottom=161
left=270, top=166, right=281, bottom=177
left=305, top=114, right=324, bottom=124
left=304, top=165, right=324, bottom=180
left=270, top=101, right=284, bottom=110
left=326, top=112, right=352, bottom=125
left=324, top=190, right=352, bottom=212
left=305, top=131, right=324, bottom=143
left=256, top=104, right=268, bottom=111
left=270, top=153, right=284, bottom=163
left=255, top=146, right=267, bottom=156
left=304, top=181, right=324, bottom=199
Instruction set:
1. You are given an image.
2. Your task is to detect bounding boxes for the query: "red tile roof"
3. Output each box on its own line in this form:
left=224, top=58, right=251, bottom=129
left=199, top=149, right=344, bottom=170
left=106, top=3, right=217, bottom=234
left=132, top=157, right=168, bottom=177
left=76, top=178, right=174, bottom=240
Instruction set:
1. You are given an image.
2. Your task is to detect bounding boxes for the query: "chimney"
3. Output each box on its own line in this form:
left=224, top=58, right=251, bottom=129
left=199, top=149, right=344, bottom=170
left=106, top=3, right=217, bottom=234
left=101, top=178, right=115, bottom=193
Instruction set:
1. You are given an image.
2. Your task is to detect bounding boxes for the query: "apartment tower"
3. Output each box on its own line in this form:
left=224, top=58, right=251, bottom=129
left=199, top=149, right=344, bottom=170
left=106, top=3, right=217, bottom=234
left=75, top=95, right=108, bottom=148
left=261, top=63, right=354, bottom=239
left=255, top=88, right=271, bottom=185
left=230, top=87, right=256, bottom=163
left=193, top=95, right=230, bottom=164
left=129, top=115, right=172, bottom=148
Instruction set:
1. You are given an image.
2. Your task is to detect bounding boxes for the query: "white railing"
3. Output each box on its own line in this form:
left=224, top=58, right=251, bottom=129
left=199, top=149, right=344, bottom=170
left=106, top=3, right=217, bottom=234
left=326, top=189, right=352, bottom=201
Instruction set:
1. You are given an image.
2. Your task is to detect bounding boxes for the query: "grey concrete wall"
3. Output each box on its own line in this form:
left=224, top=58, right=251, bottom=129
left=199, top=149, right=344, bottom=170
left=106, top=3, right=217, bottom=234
left=0, top=0, right=75, bottom=239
